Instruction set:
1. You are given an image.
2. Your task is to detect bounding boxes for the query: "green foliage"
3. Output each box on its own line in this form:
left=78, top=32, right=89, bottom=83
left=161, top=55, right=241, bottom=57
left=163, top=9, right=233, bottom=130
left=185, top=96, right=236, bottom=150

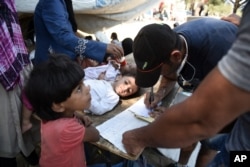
left=184, top=0, right=243, bottom=16
left=208, top=3, right=233, bottom=16
left=209, top=0, right=224, bottom=6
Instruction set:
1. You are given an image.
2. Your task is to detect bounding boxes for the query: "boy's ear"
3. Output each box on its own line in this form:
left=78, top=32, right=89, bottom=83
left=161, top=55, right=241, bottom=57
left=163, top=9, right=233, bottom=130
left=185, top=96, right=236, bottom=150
left=170, top=50, right=183, bottom=64
left=52, top=102, right=65, bottom=113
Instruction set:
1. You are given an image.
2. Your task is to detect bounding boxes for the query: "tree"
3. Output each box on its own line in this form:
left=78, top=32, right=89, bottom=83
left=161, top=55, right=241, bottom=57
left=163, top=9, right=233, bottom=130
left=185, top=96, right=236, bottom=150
left=227, top=0, right=248, bottom=13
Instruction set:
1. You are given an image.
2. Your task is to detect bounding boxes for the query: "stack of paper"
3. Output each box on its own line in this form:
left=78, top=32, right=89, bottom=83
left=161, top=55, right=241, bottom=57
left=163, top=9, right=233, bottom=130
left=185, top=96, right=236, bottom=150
left=96, top=98, right=150, bottom=153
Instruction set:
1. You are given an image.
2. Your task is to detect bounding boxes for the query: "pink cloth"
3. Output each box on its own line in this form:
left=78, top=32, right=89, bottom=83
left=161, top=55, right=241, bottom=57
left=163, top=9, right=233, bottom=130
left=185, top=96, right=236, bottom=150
left=40, top=118, right=86, bottom=167
left=0, top=0, right=30, bottom=90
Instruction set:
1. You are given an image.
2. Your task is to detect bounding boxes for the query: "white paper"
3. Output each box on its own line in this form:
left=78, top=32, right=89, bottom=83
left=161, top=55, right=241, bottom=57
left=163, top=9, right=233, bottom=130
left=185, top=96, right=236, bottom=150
left=128, top=97, right=152, bottom=118
left=96, top=97, right=149, bottom=153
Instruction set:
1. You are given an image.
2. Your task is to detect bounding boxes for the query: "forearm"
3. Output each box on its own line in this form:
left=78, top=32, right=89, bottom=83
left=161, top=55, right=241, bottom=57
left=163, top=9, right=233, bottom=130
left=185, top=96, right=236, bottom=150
left=156, top=76, right=176, bottom=101
left=124, top=67, right=250, bottom=151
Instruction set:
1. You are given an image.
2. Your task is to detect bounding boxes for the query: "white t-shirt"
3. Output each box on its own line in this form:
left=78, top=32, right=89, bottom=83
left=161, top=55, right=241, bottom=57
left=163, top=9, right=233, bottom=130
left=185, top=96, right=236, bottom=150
left=84, top=79, right=119, bottom=115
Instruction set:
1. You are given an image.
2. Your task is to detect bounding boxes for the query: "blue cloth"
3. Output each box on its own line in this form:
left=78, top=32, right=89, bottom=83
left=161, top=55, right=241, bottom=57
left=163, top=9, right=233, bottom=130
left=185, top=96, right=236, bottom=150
left=206, top=134, right=229, bottom=167
left=174, top=18, right=238, bottom=89
left=33, top=0, right=107, bottom=65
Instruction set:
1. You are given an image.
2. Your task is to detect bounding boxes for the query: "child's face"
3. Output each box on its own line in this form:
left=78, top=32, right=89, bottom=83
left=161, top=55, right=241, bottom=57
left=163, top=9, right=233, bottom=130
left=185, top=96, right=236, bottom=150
left=63, top=81, right=91, bottom=111
left=114, top=76, right=138, bottom=97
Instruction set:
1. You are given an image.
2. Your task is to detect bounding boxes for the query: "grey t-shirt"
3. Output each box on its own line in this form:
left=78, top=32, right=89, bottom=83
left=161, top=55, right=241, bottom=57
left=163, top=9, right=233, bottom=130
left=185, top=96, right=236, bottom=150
left=218, top=1, right=250, bottom=151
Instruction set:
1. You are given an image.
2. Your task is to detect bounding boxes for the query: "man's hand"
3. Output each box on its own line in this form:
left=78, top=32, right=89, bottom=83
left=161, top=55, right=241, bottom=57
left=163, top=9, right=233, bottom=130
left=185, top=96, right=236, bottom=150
left=122, top=130, right=145, bottom=156
left=144, top=92, right=161, bottom=109
left=221, top=13, right=241, bottom=26
left=106, top=43, right=124, bottom=60
left=149, top=106, right=166, bottom=119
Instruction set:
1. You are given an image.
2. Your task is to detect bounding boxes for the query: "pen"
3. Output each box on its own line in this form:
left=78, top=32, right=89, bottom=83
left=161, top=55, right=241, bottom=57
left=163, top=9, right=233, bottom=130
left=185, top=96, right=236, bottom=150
left=149, top=86, right=154, bottom=105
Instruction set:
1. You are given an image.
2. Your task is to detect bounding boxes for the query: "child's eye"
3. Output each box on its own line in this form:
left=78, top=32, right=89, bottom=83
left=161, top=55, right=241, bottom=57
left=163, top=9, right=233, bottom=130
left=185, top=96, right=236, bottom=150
left=76, top=84, right=82, bottom=92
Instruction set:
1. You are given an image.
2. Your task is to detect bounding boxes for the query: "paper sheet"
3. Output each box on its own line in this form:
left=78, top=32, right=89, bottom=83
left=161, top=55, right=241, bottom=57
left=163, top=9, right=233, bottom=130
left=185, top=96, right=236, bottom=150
left=128, top=98, right=152, bottom=117
left=96, top=97, right=149, bottom=153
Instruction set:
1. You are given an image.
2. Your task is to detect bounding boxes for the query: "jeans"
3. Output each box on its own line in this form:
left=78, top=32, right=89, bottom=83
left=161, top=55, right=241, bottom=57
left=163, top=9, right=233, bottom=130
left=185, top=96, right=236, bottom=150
left=206, top=134, right=229, bottom=167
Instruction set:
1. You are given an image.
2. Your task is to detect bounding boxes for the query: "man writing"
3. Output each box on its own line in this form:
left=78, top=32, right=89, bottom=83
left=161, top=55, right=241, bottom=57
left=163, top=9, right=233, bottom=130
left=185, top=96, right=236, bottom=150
left=122, top=1, right=250, bottom=166
left=130, top=15, right=239, bottom=167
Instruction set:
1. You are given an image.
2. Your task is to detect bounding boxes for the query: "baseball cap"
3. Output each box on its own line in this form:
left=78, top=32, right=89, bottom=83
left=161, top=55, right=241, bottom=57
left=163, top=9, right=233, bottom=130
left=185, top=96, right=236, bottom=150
left=133, top=23, right=180, bottom=87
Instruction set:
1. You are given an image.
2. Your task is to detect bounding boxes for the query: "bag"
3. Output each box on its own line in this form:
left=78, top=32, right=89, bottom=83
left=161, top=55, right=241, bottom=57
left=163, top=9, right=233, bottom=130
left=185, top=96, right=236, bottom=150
left=85, top=143, right=154, bottom=167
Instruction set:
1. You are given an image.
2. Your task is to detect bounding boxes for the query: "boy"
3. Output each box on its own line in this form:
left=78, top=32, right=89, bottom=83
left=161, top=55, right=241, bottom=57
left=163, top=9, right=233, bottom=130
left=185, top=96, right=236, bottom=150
left=24, top=54, right=99, bottom=167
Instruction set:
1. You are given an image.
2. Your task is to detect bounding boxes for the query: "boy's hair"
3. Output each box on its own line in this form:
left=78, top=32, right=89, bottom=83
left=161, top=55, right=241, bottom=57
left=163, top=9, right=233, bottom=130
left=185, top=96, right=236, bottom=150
left=25, top=54, right=84, bottom=121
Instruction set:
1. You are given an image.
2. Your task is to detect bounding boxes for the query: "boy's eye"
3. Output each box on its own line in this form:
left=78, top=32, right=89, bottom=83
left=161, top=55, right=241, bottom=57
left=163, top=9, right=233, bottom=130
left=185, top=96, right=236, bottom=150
left=77, top=84, right=82, bottom=92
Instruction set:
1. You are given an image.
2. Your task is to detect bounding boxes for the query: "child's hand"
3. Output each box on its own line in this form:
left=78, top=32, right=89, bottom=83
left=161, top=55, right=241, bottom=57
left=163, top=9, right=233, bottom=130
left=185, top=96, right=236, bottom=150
left=98, top=71, right=106, bottom=80
left=110, top=60, right=120, bottom=70
left=81, top=115, right=92, bottom=127
left=74, top=111, right=93, bottom=127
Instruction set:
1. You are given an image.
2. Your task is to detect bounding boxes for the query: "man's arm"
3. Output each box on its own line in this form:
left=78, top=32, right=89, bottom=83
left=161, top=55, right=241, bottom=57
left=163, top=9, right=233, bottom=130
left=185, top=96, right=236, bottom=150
left=122, top=67, right=250, bottom=156
left=144, top=74, right=177, bottom=108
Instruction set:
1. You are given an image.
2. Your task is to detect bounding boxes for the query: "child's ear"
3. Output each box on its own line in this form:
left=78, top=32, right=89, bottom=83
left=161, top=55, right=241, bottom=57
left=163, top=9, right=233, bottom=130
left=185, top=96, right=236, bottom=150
left=115, top=74, right=122, bottom=81
left=52, top=102, right=65, bottom=113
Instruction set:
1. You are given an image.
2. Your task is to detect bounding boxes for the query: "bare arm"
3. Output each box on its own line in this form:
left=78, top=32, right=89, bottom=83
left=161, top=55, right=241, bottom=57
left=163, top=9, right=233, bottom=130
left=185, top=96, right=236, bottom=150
left=122, top=67, right=250, bottom=156
left=84, top=126, right=100, bottom=142
left=144, top=74, right=176, bottom=108
left=74, top=111, right=100, bottom=142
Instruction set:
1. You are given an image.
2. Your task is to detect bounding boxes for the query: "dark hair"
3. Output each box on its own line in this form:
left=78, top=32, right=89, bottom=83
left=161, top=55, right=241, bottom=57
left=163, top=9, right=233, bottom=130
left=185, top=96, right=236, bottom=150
left=25, top=54, right=84, bottom=121
left=122, top=38, right=133, bottom=56
left=85, top=35, right=93, bottom=40
left=111, top=32, right=118, bottom=40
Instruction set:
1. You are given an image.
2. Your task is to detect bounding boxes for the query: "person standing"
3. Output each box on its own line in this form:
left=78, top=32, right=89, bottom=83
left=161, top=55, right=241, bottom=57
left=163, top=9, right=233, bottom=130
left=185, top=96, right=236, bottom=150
left=110, top=32, right=122, bottom=47
left=192, top=0, right=209, bottom=16
left=0, top=0, right=38, bottom=166
left=33, top=0, right=124, bottom=65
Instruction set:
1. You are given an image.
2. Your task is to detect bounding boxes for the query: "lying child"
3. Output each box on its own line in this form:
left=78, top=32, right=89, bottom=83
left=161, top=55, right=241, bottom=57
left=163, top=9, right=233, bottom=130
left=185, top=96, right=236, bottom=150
left=84, top=71, right=139, bottom=115
left=24, top=54, right=99, bottom=167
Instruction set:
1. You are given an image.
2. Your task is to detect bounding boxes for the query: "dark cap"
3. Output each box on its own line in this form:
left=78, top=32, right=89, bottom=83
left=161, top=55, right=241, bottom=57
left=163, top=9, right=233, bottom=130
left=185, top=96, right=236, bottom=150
left=133, top=23, right=179, bottom=87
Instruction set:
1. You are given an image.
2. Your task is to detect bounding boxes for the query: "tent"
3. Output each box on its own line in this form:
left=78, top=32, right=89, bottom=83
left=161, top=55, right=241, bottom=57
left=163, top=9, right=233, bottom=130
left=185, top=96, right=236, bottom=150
left=16, top=0, right=161, bottom=33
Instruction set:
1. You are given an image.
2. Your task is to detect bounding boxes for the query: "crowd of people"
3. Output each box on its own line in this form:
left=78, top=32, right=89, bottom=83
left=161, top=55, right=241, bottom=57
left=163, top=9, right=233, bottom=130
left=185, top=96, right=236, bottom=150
left=1, top=0, right=250, bottom=167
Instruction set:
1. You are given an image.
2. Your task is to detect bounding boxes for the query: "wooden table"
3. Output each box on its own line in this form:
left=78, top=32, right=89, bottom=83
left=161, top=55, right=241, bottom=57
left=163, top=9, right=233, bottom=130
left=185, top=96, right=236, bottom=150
left=86, top=53, right=181, bottom=165
left=87, top=83, right=180, bottom=163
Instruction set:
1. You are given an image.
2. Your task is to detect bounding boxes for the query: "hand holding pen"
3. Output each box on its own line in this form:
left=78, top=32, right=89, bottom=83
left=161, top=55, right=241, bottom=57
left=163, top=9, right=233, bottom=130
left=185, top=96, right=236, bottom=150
left=144, top=87, right=158, bottom=109
left=149, top=87, right=154, bottom=106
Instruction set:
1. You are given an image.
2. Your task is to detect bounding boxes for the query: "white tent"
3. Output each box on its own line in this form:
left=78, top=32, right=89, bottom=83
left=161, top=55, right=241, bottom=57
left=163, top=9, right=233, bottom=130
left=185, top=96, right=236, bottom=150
left=16, top=0, right=161, bottom=33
